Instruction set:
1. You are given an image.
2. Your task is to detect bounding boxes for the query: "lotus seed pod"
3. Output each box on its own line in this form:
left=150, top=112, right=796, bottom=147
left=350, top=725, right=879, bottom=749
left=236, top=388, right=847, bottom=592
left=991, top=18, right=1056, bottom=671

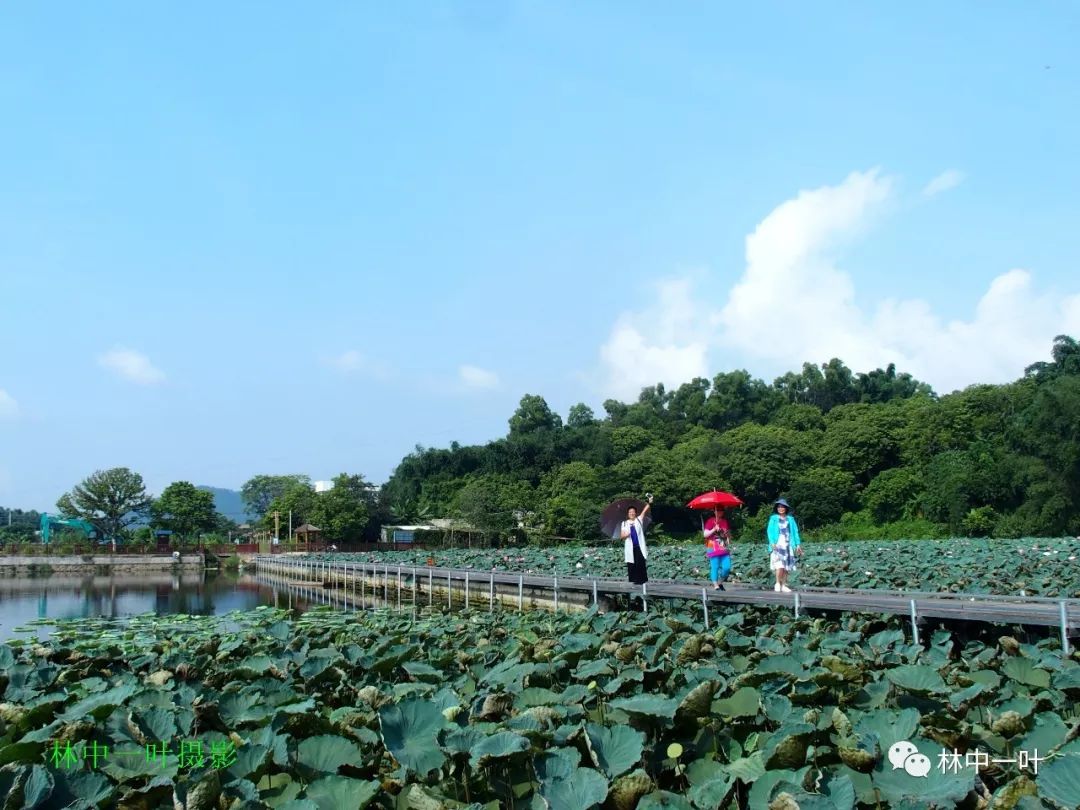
left=991, top=710, right=1026, bottom=738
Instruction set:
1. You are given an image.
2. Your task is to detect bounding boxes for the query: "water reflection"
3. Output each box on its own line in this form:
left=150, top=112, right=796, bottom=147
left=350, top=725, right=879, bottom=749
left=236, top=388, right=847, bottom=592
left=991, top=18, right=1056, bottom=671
left=0, top=571, right=286, bottom=641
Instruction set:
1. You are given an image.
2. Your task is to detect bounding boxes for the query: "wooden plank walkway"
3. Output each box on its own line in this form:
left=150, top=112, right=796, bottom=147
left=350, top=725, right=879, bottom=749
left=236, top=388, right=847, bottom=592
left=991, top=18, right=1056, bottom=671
left=251, top=556, right=1080, bottom=641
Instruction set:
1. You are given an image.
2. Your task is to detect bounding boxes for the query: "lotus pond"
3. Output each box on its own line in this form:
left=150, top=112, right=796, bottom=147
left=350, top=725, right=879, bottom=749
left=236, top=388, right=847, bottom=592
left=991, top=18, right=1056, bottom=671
left=314, top=537, right=1080, bottom=597
left=2, top=599, right=1080, bottom=809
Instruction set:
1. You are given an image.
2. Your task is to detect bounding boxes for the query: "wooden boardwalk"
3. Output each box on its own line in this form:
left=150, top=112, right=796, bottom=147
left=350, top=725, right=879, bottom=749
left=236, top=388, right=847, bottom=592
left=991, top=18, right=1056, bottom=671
left=251, top=556, right=1080, bottom=649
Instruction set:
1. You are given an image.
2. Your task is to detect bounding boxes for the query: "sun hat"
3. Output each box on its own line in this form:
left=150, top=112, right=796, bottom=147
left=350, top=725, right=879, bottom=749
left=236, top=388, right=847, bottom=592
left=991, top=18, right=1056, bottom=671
left=773, top=498, right=791, bottom=511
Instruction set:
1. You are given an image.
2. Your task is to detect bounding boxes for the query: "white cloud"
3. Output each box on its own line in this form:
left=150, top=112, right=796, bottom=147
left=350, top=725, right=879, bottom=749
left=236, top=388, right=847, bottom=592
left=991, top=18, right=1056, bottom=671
left=596, top=169, right=1080, bottom=397
left=325, top=350, right=365, bottom=372
left=922, top=169, right=964, bottom=197
left=98, top=348, right=165, bottom=385
left=459, top=365, right=500, bottom=390
left=0, top=389, right=18, bottom=419
left=322, top=349, right=393, bottom=380
left=598, top=276, right=711, bottom=399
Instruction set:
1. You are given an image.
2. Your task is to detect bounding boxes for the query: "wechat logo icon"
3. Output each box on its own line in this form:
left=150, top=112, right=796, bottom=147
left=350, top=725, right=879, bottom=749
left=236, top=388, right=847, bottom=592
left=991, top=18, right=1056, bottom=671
left=888, top=741, right=931, bottom=778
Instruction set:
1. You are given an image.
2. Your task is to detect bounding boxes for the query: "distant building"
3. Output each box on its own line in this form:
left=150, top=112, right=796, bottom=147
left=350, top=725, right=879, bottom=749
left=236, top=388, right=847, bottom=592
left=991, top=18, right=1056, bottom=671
left=314, top=480, right=335, bottom=493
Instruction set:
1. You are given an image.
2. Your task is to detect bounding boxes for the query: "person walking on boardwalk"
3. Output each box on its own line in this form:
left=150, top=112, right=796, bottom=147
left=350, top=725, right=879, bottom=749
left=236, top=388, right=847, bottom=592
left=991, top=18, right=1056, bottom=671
left=767, top=498, right=801, bottom=592
left=622, top=495, right=653, bottom=585
left=704, top=507, right=732, bottom=590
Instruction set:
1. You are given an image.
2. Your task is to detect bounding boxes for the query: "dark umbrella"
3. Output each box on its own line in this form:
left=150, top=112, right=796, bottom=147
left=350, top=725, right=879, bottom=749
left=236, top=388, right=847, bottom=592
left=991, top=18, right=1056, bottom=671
left=600, top=498, right=651, bottom=539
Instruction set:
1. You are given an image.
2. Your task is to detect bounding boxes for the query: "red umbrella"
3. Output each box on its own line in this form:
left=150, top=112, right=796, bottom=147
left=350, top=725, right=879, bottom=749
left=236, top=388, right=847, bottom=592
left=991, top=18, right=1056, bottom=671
left=687, top=490, right=744, bottom=510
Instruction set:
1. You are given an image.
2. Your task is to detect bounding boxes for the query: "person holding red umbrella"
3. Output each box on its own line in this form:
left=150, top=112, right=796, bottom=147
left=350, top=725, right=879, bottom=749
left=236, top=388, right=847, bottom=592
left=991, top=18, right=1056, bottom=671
left=703, top=507, right=732, bottom=590
left=688, top=490, right=743, bottom=591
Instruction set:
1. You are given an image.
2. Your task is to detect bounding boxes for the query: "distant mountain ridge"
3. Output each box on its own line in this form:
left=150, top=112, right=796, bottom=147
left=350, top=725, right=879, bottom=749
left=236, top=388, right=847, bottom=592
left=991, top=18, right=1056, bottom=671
left=197, top=486, right=255, bottom=523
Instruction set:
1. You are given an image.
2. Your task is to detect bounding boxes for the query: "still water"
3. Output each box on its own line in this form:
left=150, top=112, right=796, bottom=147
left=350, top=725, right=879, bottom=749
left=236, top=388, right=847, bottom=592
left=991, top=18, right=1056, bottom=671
left=0, top=570, right=306, bottom=642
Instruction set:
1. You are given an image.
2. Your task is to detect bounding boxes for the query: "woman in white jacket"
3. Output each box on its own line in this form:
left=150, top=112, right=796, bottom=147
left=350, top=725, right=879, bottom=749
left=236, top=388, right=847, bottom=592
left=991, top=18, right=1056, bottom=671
left=621, top=495, right=653, bottom=584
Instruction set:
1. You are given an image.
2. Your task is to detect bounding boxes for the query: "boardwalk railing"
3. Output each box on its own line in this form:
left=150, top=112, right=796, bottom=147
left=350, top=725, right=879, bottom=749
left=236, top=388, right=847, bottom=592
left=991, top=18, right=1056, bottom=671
left=251, top=556, right=1080, bottom=657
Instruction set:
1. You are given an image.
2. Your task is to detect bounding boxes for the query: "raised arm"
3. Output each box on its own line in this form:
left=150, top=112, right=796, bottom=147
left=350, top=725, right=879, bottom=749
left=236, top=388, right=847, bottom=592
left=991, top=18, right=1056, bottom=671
left=640, top=495, right=654, bottom=519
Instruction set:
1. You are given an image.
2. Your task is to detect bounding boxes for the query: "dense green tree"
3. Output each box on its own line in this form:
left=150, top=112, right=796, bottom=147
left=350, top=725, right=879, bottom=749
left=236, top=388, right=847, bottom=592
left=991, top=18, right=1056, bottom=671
left=378, top=335, right=1080, bottom=543
left=56, top=468, right=151, bottom=540
left=310, top=473, right=374, bottom=542
left=710, top=424, right=814, bottom=508
left=566, top=403, right=596, bottom=428
left=786, top=467, right=856, bottom=528
left=263, top=482, right=318, bottom=538
left=151, top=481, right=218, bottom=539
left=241, top=474, right=311, bottom=519
left=509, top=395, right=562, bottom=434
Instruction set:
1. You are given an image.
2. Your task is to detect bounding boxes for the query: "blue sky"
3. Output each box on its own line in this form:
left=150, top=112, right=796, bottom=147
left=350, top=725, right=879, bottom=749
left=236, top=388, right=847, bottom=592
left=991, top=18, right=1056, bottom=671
left=2, top=2, right=1079, bottom=510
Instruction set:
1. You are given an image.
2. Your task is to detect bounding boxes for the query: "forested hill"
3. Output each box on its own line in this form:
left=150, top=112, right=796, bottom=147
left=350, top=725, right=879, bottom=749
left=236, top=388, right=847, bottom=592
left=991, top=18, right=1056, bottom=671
left=382, top=336, right=1080, bottom=542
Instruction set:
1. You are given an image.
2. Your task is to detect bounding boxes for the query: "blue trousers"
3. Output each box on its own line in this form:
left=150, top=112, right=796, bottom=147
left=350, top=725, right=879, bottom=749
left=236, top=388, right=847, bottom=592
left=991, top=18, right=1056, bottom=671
left=710, top=555, right=731, bottom=582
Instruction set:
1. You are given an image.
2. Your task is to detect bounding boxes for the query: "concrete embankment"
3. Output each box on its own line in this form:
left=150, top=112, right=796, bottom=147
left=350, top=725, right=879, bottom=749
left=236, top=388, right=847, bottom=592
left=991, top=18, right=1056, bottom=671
left=0, top=554, right=204, bottom=576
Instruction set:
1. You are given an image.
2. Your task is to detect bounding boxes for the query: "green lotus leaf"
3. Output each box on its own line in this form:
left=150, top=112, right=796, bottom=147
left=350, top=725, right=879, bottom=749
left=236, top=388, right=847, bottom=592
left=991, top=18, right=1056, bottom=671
left=379, top=698, right=446, bottom=776
left=884, top=665, right=946, bottom=694
left=1018, top=712, right=1069, bottom=755
left=584, top=723, right=645, bottom=778
left=756, top=656, right=806, bottom=679
left=469, top=730, right=530, bottom=768
left=58, top=683, right=137, bottom=722
left=575, top=659, right=615, bottom=680
left=1039, top=752, right=1080, bottom=809
left=747, top=770, right=806, bottom=809
left=22, top=764, right=54, bottom=809
left=687, top=771, right=733, bottom=808
left=1052, top=667, right=1080, bottom=692
left=535, top=745, right=582, bottom=785
left=303, top=775, right=379, bottom=810
left=402, top=661, right=442, bottom=683
left=540, top=766, right=609, bottom=810
left=853, top=707, right=921, bottom=750
left=608, top=695, right=678, bottom=719
left=764, top=694, right=794, bottom=724
left=712, top=686, right=760, bottom=718
left=723, top=752, right=766, bottom=783
left=226, top=743, right=269, bottom=782
left=1002, top=657, right=1051, bottom=689
left=0, top=741, right=43, bottom=765
left=296, top=734, right=363, bottom=774
left=219, top=691, right=270, bottom=726
left=59, top=770, right=113, bottom=807
left=516, top=687, right=562, bottom=708
left=870, top=737, right=973, bottom=806
left=636, top=791, right=693, bottom=809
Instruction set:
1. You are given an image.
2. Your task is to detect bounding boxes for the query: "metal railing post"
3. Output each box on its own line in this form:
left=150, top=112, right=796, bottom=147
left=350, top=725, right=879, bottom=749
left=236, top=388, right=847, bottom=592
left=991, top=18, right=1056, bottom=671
left=702, top=588, right=709, bottom=630
left=1061, top=601, right=1070, bottom=659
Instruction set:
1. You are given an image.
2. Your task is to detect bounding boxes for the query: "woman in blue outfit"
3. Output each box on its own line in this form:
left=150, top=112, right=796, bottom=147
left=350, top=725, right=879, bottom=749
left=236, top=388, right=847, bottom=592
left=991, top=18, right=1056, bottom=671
left=766, top=498, right=801, bottom=592
left=621, top=495, right=653, bottom=585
